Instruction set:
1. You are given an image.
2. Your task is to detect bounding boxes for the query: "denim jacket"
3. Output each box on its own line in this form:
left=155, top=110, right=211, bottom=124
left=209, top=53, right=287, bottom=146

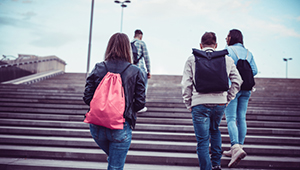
left=225, top=43, right=258, bottom=76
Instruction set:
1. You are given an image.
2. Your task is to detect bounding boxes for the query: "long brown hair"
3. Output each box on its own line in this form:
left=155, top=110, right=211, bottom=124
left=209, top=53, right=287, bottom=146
left=228, top=29, right=243, bottom=46
left=105, top=33, right=132, bottom=63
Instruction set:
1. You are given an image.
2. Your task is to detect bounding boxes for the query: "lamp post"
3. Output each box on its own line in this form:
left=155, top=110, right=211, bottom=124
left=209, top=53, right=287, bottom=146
left=283, top=58, right=292, bottom=78
left=86, top=0, right=95, bottom=78
left=114, top=0, right=131, bottom=32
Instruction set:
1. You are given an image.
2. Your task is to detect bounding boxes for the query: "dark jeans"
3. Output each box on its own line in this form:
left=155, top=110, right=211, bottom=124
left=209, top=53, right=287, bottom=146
left=191, top=104, right=226, bottom=169
left=89, top=121, right=132, bottom=170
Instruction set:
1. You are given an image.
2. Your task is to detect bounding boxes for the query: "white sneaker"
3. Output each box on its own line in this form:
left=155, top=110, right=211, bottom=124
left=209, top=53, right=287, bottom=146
left=223, top=144, right=243, bottom=157
left=137, top=107, right=147, bottom=113
left=228, top=144, right=247, bottom=168
left=223, top=149, right=232, bottom=157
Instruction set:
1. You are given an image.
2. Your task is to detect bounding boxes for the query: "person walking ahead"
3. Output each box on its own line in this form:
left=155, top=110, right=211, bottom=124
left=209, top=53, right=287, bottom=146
left=131, top=29, right=150, bottom=113
left=223, top=29, right=258, bottom=168
left=83, top=33, right=146, bottom=170
left=181, top=32, right=242, bottom=170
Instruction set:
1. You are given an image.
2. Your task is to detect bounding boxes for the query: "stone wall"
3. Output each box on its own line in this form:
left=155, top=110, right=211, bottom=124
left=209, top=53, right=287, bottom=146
left=0, top=54, right=66, bottom=82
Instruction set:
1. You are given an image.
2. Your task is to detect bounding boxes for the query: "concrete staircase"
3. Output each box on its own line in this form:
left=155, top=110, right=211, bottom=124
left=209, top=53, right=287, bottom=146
left=0, top=73, right=300, bottom=169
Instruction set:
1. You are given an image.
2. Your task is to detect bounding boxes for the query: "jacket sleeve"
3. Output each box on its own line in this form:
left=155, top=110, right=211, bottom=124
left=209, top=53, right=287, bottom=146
left=133, top=69, right=146, bottom=112
left=227, top=57, right=243, bottom=103
left=181, top=57, right=193, bottom=109
left=83, top=66, right=97, bottom=106
left=142, top=42, right=151, bottom=73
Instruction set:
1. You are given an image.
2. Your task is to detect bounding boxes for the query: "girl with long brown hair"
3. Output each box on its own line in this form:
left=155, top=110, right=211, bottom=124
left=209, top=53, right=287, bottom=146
left=83, top=33, right=146, bottom=170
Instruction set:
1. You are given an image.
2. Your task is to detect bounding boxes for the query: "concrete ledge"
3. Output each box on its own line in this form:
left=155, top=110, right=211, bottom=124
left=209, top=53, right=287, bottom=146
left=1, top=120, right=300, bottom=138
left=0, top=158, right=200, bottom=170
left=1, top=70, right=64, bottom=85
left=0, top=146, right=299, bottom=169
left=1, top=134, right=300, bottom=156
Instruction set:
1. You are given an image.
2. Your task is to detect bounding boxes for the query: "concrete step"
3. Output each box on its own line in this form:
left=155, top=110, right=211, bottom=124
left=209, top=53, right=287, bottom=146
left=0, top=97, right=85, bottom=105
left=0, top=145, right=299, bottom=169
left=1, top=84, right=300, bottom=99
left=2, top=87, right=299, bottom=101
left=1, top=104, right=299, bottom=118
left=0, top=144, right=198, bottom=166
left=145, top=101, right=300, bottom=109
left=1, top=134, right=300, bottom=157
left=0, top=93, right=82, bottom=100
left=138, top=111, right=300, bottom=124
left=1, top=125, right=300, bottom=146
left=1, top=112, right=299, bottom=129
left=0, top=84, right=84, bottom=92
left=0, top=87, right=83, bottom=94
left=1, top=97, right=299, bottom=111
left=0, top=158, right=200, bottom=170
left=0, top=91, right=82, bottom=97
left=1, top=120, right=300, bottom=137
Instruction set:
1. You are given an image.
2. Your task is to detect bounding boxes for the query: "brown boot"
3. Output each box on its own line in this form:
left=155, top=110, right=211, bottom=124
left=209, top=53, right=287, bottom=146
left=228, top=144, right=247, bottom=168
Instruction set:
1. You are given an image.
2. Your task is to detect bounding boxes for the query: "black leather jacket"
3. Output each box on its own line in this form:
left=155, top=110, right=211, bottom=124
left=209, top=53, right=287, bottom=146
left=83, top=60, right=146, bottom=129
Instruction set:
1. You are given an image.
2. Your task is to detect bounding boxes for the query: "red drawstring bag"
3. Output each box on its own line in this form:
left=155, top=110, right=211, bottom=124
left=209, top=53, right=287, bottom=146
left=84, top=63, right=131, bottom=129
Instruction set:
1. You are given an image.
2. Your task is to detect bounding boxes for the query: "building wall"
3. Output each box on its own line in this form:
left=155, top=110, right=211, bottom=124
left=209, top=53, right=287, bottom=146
left=0, top=55, right=66, bottom=82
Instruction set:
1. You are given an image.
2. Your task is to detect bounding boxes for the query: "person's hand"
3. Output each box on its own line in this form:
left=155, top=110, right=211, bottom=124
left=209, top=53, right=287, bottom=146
left=147, top=73, right=151, bottom=79
left=189, top=108, right=192, bottom=112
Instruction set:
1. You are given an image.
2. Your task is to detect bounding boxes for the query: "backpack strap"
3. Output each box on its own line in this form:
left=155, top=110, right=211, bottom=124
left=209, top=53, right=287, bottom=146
left=103, top=62, right=131, bottom=75
left=120, top=63, right=131, bottom=75
left=133, top=40, right=144, bottom=62
left=103, top=62, right=108, bottom=72
left=131, top=40, right=137, bottom=47
left=205, top=49, right=214, bottom=52
left=193, top=48, right=228, bottom=60
left=230, top=47, right=240, bottom=59
left=230, top=46, right=249, bottom=60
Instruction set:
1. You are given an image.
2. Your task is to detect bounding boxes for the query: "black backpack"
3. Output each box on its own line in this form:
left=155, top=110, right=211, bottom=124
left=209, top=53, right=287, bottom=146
left=131, top=40, right=143, bottom=65
left=230, top=47, right=255, bottom=90
left=193, top=49, right=229, bottom=93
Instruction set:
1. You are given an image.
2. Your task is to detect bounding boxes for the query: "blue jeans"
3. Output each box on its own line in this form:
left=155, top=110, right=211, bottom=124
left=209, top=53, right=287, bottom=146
left=140, top=68, right=148, bottom=94
left=191, top=104, right=226, bottom=169
left=225, top=90, right=251, bottom=146
left=89, top=121, right=132, bottom=170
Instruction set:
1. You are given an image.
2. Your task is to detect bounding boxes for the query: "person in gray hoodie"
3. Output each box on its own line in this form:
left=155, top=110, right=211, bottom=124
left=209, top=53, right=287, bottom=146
left=181, top=32, right=242, bottom=170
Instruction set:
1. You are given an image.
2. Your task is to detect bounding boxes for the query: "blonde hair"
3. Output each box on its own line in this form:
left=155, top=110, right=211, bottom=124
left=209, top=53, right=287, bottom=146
left=105, top=33, right=132, bottom=63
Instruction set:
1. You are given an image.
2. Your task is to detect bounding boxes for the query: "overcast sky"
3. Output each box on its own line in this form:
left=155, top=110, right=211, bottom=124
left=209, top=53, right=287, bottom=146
left=1, top=0, right=300, bottom=78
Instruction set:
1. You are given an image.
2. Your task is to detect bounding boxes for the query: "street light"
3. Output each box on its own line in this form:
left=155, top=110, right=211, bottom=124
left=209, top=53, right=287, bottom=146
left=114, top=0, right=131, bottom=32
left=86, top=0, right=95, bottom=78
left=283, top=58, right=292, bottom=78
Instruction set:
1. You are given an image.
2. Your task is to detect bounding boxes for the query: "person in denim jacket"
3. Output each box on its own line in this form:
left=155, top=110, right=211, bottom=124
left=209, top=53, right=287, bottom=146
left=223, top=29, right=258, bottom=168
